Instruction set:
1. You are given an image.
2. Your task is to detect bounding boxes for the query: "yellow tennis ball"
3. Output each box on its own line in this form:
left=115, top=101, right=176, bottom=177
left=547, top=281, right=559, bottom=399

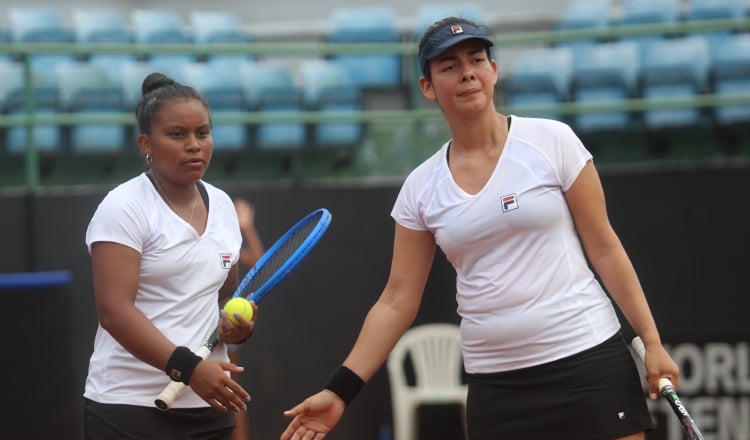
left=224, top=297, right=253, bottom=326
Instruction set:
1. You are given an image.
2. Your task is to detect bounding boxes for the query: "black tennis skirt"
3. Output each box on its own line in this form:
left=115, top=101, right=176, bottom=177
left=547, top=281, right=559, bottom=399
left=83, top=398, right=235, bottom=439
left=465, top=332, right=654, bottom=440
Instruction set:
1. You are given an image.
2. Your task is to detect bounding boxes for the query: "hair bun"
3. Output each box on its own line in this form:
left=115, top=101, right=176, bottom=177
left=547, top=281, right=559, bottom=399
left=142, top=72, right=177, bottom=96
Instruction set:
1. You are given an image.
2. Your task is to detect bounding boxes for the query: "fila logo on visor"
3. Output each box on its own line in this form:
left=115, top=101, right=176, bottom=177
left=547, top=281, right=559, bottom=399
left=501, top=194, right=518, bottom=212
left=450, top=25, right=464, bottom=35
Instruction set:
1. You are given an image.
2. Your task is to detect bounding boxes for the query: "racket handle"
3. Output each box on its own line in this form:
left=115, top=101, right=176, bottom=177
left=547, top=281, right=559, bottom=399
left=631, top=336, right=672, bottom=391
left=154, top=345, right=213, bottom=411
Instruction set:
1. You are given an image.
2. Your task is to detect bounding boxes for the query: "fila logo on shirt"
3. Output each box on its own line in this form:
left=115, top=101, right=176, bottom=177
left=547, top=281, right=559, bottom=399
left=501, top=193, right=519, bottom=212
left=219, top=253, right=232, bottom=269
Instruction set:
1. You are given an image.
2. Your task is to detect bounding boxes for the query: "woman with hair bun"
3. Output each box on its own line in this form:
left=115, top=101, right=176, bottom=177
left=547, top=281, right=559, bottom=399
left=83, top=72, right=256, bottom=439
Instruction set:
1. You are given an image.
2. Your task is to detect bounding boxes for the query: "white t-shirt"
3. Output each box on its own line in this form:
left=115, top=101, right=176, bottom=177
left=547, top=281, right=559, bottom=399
left=392, top=116, right=621, bottom=374
left=84, top=173, right=242, bottom=408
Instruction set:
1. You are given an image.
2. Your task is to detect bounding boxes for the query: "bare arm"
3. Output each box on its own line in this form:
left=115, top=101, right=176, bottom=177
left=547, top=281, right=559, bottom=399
left=280, top=224, right=436, bottom=439
left=91, top=241, right=175, bottom=370
left=342, top=224, right=437, bottom=381
left=565, top=160, right=679, bottom=395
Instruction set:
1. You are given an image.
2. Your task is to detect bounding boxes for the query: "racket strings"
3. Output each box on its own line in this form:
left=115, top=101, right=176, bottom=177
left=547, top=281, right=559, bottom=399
left=240, top=213, right=323, bottom=296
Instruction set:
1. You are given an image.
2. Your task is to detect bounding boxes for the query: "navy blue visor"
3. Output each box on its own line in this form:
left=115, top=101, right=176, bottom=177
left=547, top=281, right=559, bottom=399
left=418, top=21, right=494, bottom=76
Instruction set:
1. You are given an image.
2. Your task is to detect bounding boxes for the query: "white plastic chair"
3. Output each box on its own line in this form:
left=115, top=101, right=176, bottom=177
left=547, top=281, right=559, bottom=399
left=386, top=323, right=467, bottom=440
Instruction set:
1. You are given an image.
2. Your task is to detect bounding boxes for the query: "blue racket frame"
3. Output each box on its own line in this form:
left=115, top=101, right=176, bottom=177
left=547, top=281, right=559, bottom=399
left=238, top=207, right=332, bottom=304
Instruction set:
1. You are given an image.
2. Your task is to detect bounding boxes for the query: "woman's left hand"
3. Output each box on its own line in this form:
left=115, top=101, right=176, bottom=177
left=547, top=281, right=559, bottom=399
left=218, top=301, right=257, bottom=344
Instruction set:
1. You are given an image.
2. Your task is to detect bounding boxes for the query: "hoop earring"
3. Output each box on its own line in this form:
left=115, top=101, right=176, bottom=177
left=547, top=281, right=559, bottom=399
left=145, top=154, right=152, bottom=165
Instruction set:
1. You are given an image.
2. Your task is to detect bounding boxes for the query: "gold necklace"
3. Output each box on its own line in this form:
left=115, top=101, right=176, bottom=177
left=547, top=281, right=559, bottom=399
left=149, top=171, right=198, bottom=225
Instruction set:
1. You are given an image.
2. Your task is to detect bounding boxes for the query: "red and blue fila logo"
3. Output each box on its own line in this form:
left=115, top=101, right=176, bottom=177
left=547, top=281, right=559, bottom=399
left=501, top=193, right=518, bottom=212
left=450, top=25, right=464, bottom=35
left=219, top=253, right=233, bottom=269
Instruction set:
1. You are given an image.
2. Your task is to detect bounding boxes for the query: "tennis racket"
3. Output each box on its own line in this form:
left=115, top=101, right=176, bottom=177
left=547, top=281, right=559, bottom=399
left=631, top=336, right=704, bottom=440
left=155, top=208, right=332, bottom=410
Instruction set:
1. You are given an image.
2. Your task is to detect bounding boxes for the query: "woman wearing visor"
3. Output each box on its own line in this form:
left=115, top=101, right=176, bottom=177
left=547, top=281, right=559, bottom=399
left=280, top=16, right=679, bottom=440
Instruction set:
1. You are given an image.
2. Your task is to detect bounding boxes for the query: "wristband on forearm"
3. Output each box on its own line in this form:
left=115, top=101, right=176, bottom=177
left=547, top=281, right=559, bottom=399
left=324, top=365, right=365, bottom=406
left=165, top=346, right=202, bottom=385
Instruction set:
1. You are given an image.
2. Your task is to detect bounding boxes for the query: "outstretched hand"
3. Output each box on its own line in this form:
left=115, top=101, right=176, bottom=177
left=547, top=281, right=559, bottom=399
left=280, top=390, right=346, bottom=440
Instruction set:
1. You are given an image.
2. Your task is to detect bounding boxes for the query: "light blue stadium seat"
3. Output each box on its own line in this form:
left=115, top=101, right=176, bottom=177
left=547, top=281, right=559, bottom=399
left=71, top=8, right=133, bottom=43
left=501, top=47, right=573, bottom=122
left=0, top=61, right=61, bottom=154
left=70, top=8, right=136, bottom=85
left=683, top=0, right=747, bottom=49
left=614, top=0, right=681, bottom=60
left=709, top=33, right=750, bottom=124
left=188, top=10, right=254, bottom=66
left=554, top=0, right=612, bottom=52
left=299, top=59, right=364, bottom=149
left=240, top=61, right=307, bottom=151
left=131, top=9, right=195, bottom=71
left=56, top=61, right=126, bottom=153
left=182, top=61, right=249, bottom=151
left=684, top=0, right=746, bottom=21
left=7, top=7, right=76, bottom=88
left=326, top=6, right=403, bottom=90
left=412, top=3, right=486, bottom=40
left=570, top=41, right=640, bottom=132
left=639, top=36, right=711, bottom=129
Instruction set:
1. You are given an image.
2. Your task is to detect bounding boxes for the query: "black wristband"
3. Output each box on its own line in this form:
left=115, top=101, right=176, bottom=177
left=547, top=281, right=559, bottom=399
left=324, top=365, right=365, bottom=406
left=165, top=346, right=202, bottom=385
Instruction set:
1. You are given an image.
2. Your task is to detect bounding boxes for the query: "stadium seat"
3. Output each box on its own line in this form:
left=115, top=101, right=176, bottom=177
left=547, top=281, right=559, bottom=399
left=326, top=6, right=403, bottom=90
left=56, top=61, right=126, bottom=153
left=0, top=61, right=62, bottom=154
left=709, top=33, right=750, bottom=124
left=6, top=7, right=76, bottom=88
left=70, top=8, right=136, bottom=85
left=639, top=36, right=711, bottom=129
left=412, top=3, right=486, bottom=41
left=570, top=41, right=640, bottom=132
left=500, top=47, right=573, bottom=122
left=684, top=0, right=746, bottom=21
left=188, top=10, right=254, bottom=66
left=683, top=0, right=747, bottom=48
left=614, top=0, right=681, bottom=60
left=240, top=61, right=307, bottom=151
left=71, top=8, right=133, bottom=43
left=553, top=0, right=612, bottom=52
left=299, top=59, right=364, bottom=149
left=130, top=9, right=195, bottom=71
left=182, top=61, right=249, bottom=151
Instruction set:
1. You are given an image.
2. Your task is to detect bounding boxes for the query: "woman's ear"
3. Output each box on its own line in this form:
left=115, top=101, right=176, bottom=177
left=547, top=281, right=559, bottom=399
left=136, top=133, right=150, bottom=158
left=419, top=77, right=436, bottom=102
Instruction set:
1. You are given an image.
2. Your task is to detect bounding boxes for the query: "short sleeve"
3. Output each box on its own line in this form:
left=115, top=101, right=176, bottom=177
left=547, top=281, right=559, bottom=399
left=556, top=124, right=593, bottom=192
left=85, top=188, right=149, bottom=254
